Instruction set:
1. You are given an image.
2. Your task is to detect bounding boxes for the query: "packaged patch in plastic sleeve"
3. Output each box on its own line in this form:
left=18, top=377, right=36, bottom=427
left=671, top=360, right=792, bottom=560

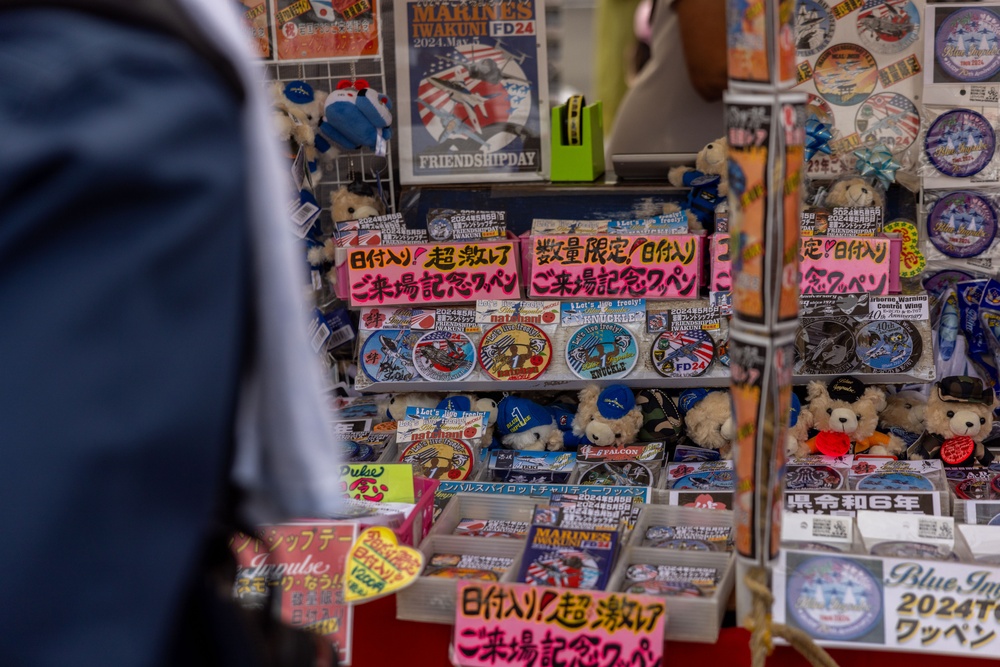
left=922, top=188, right=1000, bottom=261
left=918, top=104, right=1000, bottom=185
left=847, top=457, right=946, bottom=492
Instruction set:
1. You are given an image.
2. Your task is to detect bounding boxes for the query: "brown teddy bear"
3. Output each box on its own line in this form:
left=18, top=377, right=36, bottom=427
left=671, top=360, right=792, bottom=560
left=878, top=389, right=927, bottom=450
left=801, top=376, right=905, bottom=457
left=306, top=179, right=386, bottom=287
left=664, top=137, right=728, bottom=232
left=823, top=176, right=886, bottom=209
left=677, top=389, right=734, bottom=459
left=571, top=385, right=643, bottom=447
left=908, top=376, right=996, bottom=466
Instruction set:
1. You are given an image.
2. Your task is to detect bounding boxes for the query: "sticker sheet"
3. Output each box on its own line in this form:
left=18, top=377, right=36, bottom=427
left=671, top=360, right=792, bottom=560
left=794, top=0, right=926, bottom=178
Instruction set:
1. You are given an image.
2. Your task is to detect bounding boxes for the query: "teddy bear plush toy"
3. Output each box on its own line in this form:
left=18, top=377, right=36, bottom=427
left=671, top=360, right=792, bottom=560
left=320, top=79, right=393, bottom=152
left=878, top=389, right=927, bottom=450
left=823, top=176, right=886, bottom=209
left=908, top=376, right=996, bottom=466
left=495, top=396, right=567, bottom=451
left=305, top=178, right=386, bottom=286
left=270, top=80, right=335, bottom=182
left=801, top=376, right=905, bottom=457
left=571, top=385, right=643, bottom=447
left=665, top=137, right=728, bottom=231
left=677, top=388, right=734, bottom=458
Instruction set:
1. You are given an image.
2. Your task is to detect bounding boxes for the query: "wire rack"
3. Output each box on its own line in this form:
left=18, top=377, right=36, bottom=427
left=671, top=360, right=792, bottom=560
left=265, top=57, right=397, bottom=215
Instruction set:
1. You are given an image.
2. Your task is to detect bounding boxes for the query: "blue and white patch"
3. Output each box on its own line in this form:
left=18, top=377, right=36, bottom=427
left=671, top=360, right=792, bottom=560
left=854, top=320, right=919, bottom=372
left=566, top=323, right=638, bottom=380
left=413, top=330, right=476, bottom=381
left=650, top=330, right=715, bottom=378
left=360, top=329, right=421, bottom=383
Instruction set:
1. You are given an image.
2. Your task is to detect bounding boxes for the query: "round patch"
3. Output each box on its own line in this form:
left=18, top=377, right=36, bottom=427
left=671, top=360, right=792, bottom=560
left=992, top=474, right=1000, bottom=496
left=565, top=323, right=638, bottom=381
left=955, top=478, right=992, bottom=500
left=672, top=470, right=735, bottom=491
left=351, top=443, right=376, bottom=462
left=478, top=322, right=552, bottom=381
left=927, top=191, right=997, bottom=258
left=360, top=330, right=420, bottom=383
left=856, top=0, right=919, bottom=55
left=650, top=330, right=715, bottom=378
left=524, top=551, right=600, bottom=589
left=785, top=465, right=845, bottom=490
left=806, top=94, right=837, bottom=128
left=412, top=330, right=476, bottom=381
left=854, top=320, right=920, bottom=373
left=855, top=93, right=920, bottom=155
left=786, top=557, right=882, bottom=641
left=625, top=564, right=658, bottom=582
left=813, top=44, right=879, bottom=107
left=399, top=437, right=474, bottom=480
left=341, top=441, right=360, bottom=459
left=579, top=461, right=652, bottom=487
left=924, top=109, right=996, bottom=178
left=627, top=580, right=703, bottom=597
left=990, top=513, right=1000, bottom=526
left=856, top=471, right=934, bottom=491
left=427, top=210, right=455, bottom=241
left=796, top=0, right=835, bottom=58
left=870, top=541, right=958, bottom=561
left=923, top=269, right=975, bottom=297
left=782, top=541, right=843, bottom=553
left=941, top=436, right=976, bottom=465
left=795, top=318, right=857, bottom=375
left=935, top=7, right=1000, bottom=82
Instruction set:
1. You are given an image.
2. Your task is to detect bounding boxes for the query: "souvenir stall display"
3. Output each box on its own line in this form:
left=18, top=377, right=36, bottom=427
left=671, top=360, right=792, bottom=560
left=227, top=1, right=1000, bottom=666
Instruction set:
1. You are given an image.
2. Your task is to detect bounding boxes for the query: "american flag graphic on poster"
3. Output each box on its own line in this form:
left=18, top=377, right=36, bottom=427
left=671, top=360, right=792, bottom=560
left=394, top=0, right=549, bottom=184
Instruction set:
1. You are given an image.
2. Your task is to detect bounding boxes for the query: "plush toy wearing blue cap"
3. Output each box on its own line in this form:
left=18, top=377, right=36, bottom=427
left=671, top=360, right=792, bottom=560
left=678, top=388, right=734, bottom=459
left=571, top=385, right=643, bottom=447
left=495, top=395, right=589, bottom=451
left=496, top=396, right=563, bottom=451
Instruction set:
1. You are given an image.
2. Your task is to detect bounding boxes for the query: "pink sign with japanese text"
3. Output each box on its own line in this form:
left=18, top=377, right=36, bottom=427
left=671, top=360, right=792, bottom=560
left=529, top=235, right=702, bottom=299
left=347, top=242, right=520, bottom=306
left=799, top=236, right=895, bottom=295
left=453, top=581, right=667, bottom=667
left=232, top=522, right=357, bottom=665
left=710, top=233, right=731, bottom=293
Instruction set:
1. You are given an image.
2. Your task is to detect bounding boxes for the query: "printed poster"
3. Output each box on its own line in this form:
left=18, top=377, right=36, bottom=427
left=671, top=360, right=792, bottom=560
left=272, top=0, right=380, bottom=60
left=794, top=0, right=925, bottom=178
left=241, top=0, right=273, bottom=59
left=394, top=0, right=550, bottom=184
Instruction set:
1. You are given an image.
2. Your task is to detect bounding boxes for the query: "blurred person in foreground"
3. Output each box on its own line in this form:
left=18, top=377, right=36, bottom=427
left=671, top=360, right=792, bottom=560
left=0, top=0, right=342, bottom=664
left=609, top=0, right=727, bottom=156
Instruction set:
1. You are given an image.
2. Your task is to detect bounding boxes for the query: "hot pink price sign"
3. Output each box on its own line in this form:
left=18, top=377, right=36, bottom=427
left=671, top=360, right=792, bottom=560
left=530, top=234, right=702, bottom=299
left=348, top=242, right=520, bottom=306
left=799, top=236, right=893, bottom=295
left=710, top=233, right=731, bottom=293
left=453, top=581, right=666, bottom=667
